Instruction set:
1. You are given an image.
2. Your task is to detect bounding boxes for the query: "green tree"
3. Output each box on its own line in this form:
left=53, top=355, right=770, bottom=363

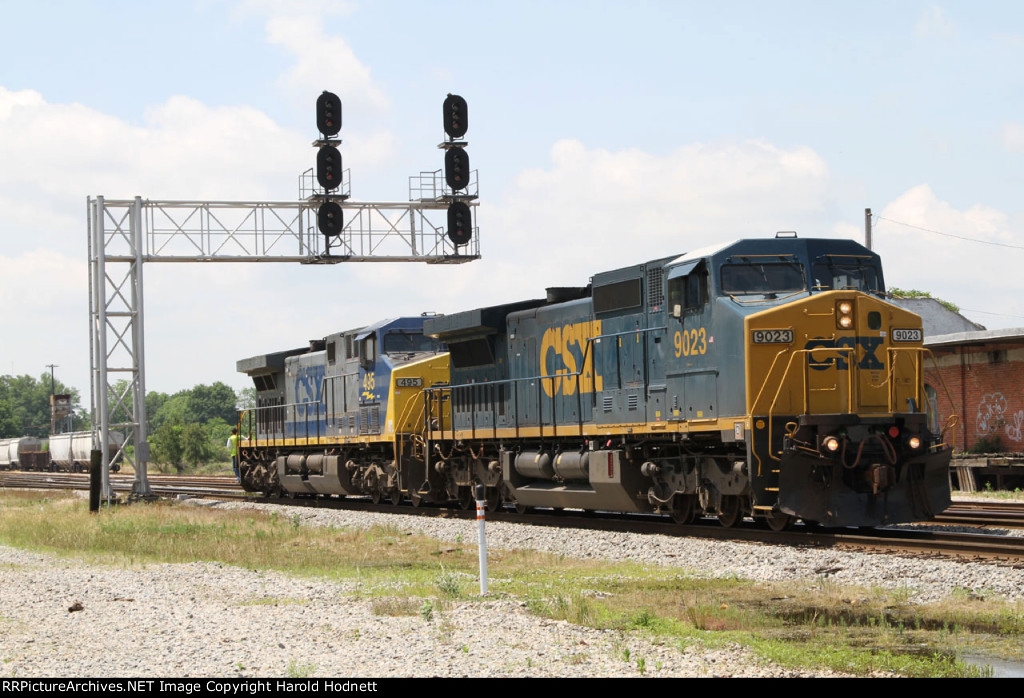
left=150, top=420, right=185, bottom=474
left=0, top=373, right=86, bottom=438
left=185, top=382, right=239, bottom=424
left=203, top=418, right=232, bottom=462
left=889, top=288, right=960, bottom=313
left=181, top=422, right=212, bottom=468
left=150, top=393, right=188, bottom=433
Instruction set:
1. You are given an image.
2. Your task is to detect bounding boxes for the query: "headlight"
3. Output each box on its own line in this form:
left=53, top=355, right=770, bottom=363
left=836, top=300, right=854, bottom=329
left=822, top=436, right=840, bottom=452
left=908, top=436, right=922, bottom=450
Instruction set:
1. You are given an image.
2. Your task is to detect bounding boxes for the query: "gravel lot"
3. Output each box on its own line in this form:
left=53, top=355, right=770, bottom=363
left=1, top=495, right=1021, bottom=678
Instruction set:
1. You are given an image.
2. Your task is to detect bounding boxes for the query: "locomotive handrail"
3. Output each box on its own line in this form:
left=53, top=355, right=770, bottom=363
left=422, top=325, right=669, bottom=440
left=870, top=346, right=960, bottom=444
left=394, top=385, right=430, bottom=474
left=878, top=347, right=924, bottom=413
left=920, top=347, right=961, bottom=446
left=762, top=346, right=855, bottom=463
left=245, top=400, right=326, bottom=445
left=424, top=369, right=587, bottom=439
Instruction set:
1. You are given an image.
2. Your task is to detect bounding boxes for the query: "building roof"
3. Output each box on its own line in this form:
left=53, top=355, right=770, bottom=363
left=888, top=297, right=985, bottom=337
left=925, top=326, right=1024, bottom=348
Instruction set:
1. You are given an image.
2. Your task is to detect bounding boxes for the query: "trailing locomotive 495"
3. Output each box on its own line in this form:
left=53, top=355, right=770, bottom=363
left=238, top=234, right=955, bottom=528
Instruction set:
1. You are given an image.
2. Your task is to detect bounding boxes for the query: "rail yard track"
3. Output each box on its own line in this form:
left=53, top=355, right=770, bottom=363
left=2, top=471, right=1023, bottom=564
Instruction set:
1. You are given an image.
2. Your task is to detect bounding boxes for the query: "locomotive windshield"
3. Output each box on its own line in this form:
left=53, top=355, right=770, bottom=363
left=720, top=262, right=805, bottom=296
left=382, top=331, right=437, bottom=354
left=812, top=262, right=882, bottom=293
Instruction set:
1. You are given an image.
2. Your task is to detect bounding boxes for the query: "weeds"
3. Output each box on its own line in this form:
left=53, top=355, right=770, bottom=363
left=436, top=566, right=462, bottom=598
left=0, top=490, right=1016, bottom=678
left=286, top=659, right=316, bottom=678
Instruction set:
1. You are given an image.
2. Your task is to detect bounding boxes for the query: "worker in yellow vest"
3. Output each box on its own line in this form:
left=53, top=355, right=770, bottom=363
left=226, top=428, right=241, bottom=483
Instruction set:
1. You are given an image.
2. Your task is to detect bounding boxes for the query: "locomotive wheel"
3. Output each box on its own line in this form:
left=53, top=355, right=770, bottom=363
left=764, top=510, right=794, bottom=532
left=370, top=488, right=382, bottom=505
left=411, top=492, right=424, bottom=508
left=485, top=486, right=502, bottom=512
left=390, top=489, right=403, bottom=506
left=671, top=494, right=697, bottom=524
left=458, top=487, right=475, bottom=511
left=514, top=501, right=532, bottom=515
left=717, top=496, right=742, bottom=528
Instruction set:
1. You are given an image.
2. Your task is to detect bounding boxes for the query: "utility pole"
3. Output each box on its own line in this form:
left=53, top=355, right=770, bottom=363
left=46, top=364, right=58, bottom=396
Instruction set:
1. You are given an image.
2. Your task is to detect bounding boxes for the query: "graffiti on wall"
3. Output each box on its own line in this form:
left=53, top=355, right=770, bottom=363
left=976, top=392, right=1024, bottom=444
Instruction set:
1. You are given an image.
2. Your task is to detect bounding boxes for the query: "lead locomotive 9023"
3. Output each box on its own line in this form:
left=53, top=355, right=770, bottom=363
left=237, top=234, right=956, bottom=529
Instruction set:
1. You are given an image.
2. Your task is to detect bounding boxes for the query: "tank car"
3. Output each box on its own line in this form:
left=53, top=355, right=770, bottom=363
left=237, top=317, right=448, bottom=502
left=48, top=431, right=124, bottom=472
left=420, top=234, right=954, bottom=528
left=0, top=437, right=43, bottom=470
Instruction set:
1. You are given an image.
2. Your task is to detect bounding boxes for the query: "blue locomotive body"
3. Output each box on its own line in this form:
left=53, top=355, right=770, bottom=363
left=422, top=235, right=953, bottom=527
left=237, top=316, right=446, bottom=499
left=237, top=234, right=954, bottom=528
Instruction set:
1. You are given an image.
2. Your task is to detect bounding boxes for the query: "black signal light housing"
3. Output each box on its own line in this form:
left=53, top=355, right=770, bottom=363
left=316, top=91, right=342, bottom=137
left=443, top=94, right=468, bottom=139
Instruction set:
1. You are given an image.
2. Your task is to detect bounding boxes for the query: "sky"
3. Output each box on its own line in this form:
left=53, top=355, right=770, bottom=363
left=2, top=0, right=1024, bottom=407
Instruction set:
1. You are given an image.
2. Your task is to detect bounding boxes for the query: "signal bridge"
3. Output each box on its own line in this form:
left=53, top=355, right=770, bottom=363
left=88, top=92, right=478, bottom=500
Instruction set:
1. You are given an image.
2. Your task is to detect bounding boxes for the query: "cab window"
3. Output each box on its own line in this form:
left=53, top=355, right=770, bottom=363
left=668, top=265, right=708, bottom=315
left=812, top=263, right=881, bottom=293
left=721, top=262, right=805, bottom=296
left=360, top=335, right=376, bottom=369
left=382, top=331, right=437, bottom=354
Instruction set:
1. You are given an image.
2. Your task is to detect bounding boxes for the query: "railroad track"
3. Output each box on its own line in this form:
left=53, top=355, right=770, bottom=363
left=937, top=501, right=1024, bottom=527
left=3, top=471, right=1023, bottom=564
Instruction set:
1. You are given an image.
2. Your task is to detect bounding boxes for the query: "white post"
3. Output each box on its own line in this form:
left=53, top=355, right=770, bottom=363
left=475, top=483, right=488, bottom=595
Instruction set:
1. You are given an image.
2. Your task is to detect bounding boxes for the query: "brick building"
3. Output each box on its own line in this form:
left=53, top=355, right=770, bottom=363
left=923, top=328, right=1024, bottom=453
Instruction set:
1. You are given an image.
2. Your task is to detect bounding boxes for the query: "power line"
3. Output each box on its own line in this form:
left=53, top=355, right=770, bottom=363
left=959, top=308, right=1024, bottom=320
left=874, top=215, right=1024, bottom=251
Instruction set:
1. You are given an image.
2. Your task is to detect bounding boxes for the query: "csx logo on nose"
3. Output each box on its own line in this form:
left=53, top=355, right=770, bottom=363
left=804, top=336, right=885, bottom=371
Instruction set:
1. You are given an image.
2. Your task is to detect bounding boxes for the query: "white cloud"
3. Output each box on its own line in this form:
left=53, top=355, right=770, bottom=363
left=0, top=87, right=308, bottom=210
left=266, top=15, right=389, bottom=114
left=0, top=250, right=88, bottom=385
left=489, top=138, right=835, bottom=282
left=0, top=85, right=312, bottom=395
left=875, top=184, right=1023, bottom=327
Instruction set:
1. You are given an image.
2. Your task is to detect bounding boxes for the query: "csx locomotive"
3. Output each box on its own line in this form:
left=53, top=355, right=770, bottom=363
left=238, top=234, right=954, bottom=528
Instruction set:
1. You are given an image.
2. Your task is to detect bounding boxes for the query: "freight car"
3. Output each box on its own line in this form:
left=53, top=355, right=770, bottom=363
left=238, top=234, right=955, bottom=528
left=0, top=437, right=43, bottom=470
left=48, top=431, right=124, bottom=472
left=0, top=432, right=124, bottom=472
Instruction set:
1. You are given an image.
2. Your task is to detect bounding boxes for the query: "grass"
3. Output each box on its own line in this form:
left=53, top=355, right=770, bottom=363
left=0, top=490, right=1017, bottom=677
left=955, top=486, right=1024, bottom=501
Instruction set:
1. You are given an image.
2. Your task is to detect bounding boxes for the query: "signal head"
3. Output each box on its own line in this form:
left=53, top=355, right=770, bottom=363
left=444, top=147, right=470, bottom=191
left=317, top=146, right=343, bottom=190
left=316, top=91, right=342, bottom=137
left=443, top=94, right=468, bottom=140
left=317, top=201, right=344, bottom=237
left=447, top=202, right=472, bottom=246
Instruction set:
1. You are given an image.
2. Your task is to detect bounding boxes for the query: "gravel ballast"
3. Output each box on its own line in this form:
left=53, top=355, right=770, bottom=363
left=1, top=496, right=1020, bottom=678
